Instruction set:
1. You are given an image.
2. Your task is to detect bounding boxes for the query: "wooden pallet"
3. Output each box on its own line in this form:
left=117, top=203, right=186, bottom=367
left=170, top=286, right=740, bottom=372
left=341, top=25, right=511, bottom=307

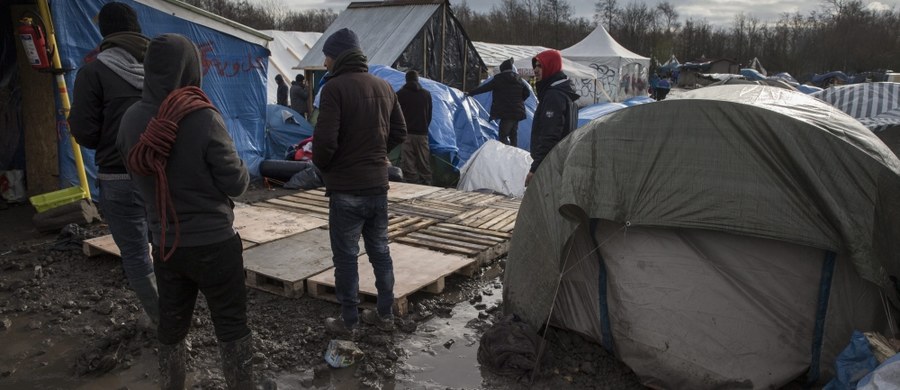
left=233, top=204, right=327, bottom=245
left=83, top=234, right=255, bottom=258
left=306, top=243, right=475, bottom=316
left=243, top=228, right=362, bottom=298
left=387, top=214, right=436, bottom=240
left=489, top=197, right=523, bottom=211
left=386, top=182, right=443, bottom=202
left=259, top=189, right=330, bottom=219
left=388, top=199, right=470, bottom=221
left=447, top=207, right=517, bottom=233
left=393, top=223, right=512, bottom=266
left=421, top=188, right=508, bottom=206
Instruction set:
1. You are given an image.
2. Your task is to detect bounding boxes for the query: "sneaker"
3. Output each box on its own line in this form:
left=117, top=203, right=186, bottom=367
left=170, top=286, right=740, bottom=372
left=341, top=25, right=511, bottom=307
left=360, top=309, right=395, bottom=332
left=325, top=317, right=355, bottom=338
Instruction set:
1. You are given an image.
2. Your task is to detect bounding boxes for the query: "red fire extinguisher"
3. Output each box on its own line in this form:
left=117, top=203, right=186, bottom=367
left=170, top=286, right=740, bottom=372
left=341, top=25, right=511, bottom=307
left=17, top=17, right=51, bottom=70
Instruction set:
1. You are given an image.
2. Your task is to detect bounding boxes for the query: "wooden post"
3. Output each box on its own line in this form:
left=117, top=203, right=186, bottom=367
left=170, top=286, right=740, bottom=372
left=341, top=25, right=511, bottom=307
left=439, top=2, right=446, bottom=83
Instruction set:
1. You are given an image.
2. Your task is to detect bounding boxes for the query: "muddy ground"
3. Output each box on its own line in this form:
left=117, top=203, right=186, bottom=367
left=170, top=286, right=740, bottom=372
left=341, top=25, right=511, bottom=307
left=0, top=184, right=646, bottom=389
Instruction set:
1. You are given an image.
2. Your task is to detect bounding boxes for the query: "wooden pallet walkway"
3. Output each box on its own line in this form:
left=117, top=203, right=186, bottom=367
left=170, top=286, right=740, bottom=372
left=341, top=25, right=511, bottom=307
left=387, top=214, right=436, bottom=240
left=386, top=182, right=443, bottom=202
left=243, top=228, right=364, bottom=298
left=387, top=199, right=470, bottom=221
left=446, top=207, right=517, bottom=233
left=306, top=243, right=475, bottom=316
left=259, top=189, right=330, bottom=219
left=489, top=197, right=523, bottom=211
left=83, top=235, right=255, bottom=258
left=393, top=223, right=512, bottom=266
left=421, top=188, right=508, bottom=206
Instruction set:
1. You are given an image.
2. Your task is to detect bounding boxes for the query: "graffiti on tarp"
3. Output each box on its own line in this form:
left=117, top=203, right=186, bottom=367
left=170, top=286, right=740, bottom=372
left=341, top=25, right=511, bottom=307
left=198, top=42, right=265, bottom=78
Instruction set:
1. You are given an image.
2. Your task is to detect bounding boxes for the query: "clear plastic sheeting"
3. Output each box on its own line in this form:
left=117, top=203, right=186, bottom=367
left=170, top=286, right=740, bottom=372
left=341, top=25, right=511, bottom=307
left=52, top=0, right=269, bottom=192
left=457, top=140, right=532, bottom=198
left=368, top=65, right=495, bottom=170
left=505, top=84, right=900, bottom=388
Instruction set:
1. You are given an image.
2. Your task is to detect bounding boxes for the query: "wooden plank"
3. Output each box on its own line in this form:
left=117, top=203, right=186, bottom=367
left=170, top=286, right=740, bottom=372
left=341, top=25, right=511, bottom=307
left=394, top=223, right=513, bottom=265
left=387, top=216, right=435, bottom=240
left=387, top=182, right=443, bottom=202
left=283, top=193, right=329, bottom=207
left=393, top=236, right=481, bottom=256
left=242, top=229, right=364, bottom=298
left=411, top=229, right=499, bottom=246
left=83, top=235, right=120, bottom=257
left=427, top=225, right=506, bottom=244
left=233, top=204, right=327, bottom=244
left=434, top=222, right=512, bottom=239
left=405, top=232, right=486, bottom=251
left=263, top=198, right=330, bottom=217
left=306, top=244, right=474, bottom=316
left=388, top=199, right=468, bottom=221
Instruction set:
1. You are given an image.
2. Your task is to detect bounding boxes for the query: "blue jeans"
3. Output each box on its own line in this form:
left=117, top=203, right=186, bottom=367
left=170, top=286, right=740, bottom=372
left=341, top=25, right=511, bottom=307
left=99, top=179, right=153, bottom=283
left=328, top=192, right=394, bottom=326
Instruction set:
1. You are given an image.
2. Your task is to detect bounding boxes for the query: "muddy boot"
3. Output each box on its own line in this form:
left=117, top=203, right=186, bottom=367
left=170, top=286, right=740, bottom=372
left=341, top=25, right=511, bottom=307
left=158, top=340, right=186, bottom=390
left=219, top=333, right=253, bottom=389
left=130, top=273, right=159, bottom=327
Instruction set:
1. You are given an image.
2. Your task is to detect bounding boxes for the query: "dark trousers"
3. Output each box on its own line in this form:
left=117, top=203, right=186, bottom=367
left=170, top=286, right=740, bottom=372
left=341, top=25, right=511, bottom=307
left=498, top=118, right=518, bottom=147
left=154, top=234, right=249, bottom=345
left=328, top=192, right=394, bottom=326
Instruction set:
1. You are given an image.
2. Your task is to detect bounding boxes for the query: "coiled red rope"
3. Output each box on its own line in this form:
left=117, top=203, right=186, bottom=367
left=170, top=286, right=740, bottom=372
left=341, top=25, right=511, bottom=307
left=127, top=86, right=218, bottom=261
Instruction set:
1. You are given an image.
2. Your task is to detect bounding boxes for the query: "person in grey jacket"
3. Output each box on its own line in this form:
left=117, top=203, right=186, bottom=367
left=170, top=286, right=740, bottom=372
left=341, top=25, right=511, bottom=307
left=69, top=2, right=158, bottom=328
left=290, top=74, right=309, bottom=119
left=117, top=34, right=252, bottom=389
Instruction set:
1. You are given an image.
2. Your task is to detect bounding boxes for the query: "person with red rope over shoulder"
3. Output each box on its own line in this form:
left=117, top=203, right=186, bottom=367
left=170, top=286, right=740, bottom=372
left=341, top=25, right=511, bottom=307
left=116, top=34, right=251, bottom=389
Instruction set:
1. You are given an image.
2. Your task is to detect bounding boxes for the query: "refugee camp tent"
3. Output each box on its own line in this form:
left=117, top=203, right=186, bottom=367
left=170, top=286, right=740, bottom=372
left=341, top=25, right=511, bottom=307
left=6, top=0, right=271, bottom=197
left=560, top=24, right=650, bottom=102
left=260, top=30, right=321, bottom=105
left=657, top=54, right=680, bottom=76
left=749, top=56, right=767, bottom=76
left=472, top=41, right=546, bottom=75
left=813, top=82, right=900, bottom=156
left=504, top=85, right=900, bottom=388
left=297, top=0, right=485, bottom=92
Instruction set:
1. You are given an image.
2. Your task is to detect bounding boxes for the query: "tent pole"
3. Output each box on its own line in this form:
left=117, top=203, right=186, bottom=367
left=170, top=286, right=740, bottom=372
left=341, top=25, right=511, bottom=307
left=422, top=30, right=427, bottom=78
left=440, top=2, right=446, bottom=83
left=462, top=40, right=468, bottom=91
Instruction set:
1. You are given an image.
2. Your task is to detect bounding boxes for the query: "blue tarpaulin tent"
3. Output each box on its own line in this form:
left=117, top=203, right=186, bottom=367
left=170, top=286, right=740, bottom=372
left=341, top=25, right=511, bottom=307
left=52, top=0, right=271, bottom=195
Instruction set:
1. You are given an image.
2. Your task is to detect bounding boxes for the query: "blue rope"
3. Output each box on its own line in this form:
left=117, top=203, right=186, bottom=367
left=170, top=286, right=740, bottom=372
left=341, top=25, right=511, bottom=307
left=590, top=219, right=615, bottom=354
left=807, top=250, right=836, bottom=385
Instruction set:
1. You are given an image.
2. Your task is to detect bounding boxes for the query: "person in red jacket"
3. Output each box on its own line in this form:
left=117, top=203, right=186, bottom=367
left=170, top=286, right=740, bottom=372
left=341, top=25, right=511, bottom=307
left=526, top=49, right=579, bottom=186
left=313, top=28, right=407, bottom=335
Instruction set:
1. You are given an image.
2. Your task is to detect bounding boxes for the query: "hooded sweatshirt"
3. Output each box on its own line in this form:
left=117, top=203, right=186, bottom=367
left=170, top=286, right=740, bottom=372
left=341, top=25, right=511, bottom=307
left=467, top=60, right=530, bottom=121
left=117, top=34, right=249, bottom=248
left=70, top=32, right=149, bottom=174
left=396, top=80, right=432, bottom=136
left=530, top=50, right=580, bottom=173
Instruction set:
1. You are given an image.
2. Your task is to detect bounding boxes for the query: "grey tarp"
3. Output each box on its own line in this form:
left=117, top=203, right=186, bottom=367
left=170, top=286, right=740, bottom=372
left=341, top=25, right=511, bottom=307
left=504, top=85, right=900, bottom=387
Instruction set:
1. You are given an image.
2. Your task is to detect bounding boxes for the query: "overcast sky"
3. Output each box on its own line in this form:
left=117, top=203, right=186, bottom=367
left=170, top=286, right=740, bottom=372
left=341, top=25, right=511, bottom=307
left=262, top=0, right=898, bottom=26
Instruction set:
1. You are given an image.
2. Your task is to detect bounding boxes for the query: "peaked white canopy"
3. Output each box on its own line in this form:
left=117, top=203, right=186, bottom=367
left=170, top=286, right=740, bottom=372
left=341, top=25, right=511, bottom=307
left=560, top=24, right=650, bottom=102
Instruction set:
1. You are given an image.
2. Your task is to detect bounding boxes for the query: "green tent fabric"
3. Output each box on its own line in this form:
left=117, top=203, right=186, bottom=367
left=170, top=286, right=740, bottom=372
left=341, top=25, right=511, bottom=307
left=504, top=85, right=900, bottom=387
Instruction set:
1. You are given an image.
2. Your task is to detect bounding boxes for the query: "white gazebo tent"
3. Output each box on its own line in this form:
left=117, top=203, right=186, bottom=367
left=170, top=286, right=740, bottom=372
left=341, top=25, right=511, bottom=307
left=561, top=24, right=650, bottom=102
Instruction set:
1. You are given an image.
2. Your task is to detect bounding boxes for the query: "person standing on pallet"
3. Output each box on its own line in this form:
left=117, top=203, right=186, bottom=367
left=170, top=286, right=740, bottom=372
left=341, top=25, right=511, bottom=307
left=69, top=2, right=158, bottom=327
left=313, top=28, right=407, bottom=336
left=465, top=58, right=530, bottom=147
left=117, top=34, right=252, bottom=389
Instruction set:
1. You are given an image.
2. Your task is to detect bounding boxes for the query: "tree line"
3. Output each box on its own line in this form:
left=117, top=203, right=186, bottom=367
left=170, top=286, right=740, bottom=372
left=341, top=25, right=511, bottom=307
left=181, top=0, right=899, bottom=81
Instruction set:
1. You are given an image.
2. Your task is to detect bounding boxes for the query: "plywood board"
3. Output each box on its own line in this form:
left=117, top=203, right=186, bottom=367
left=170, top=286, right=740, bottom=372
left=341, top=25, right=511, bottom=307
left=387, top=182, right=443, bottom=202
left=233, top=204, right=327, bottom=244
left=306, top=243, right=475, bottom=316
left=242, top=228, right=365, bottom=298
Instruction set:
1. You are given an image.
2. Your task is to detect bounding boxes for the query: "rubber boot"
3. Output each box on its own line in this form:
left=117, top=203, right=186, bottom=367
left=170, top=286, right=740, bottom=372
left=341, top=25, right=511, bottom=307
left=219, top=333, right=254, bottom=389
left=129, top=272, right=160, bottom=326
left=158, top=340, right=186, bottom=390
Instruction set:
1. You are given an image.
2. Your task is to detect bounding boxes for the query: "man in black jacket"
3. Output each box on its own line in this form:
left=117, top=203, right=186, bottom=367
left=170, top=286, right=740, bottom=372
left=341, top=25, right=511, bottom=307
left=526, top=49, right=579, bottom=186
left=275, top=74, right=288, bottom=106
left=466, top=58, right=530, bottom=147
left=69, top=2, right=158, bottom=327
left=313, top=28, right=407, bottom=335
left=290, top=74, right=309, bottom=119
left=396, top=70, right=433, bottom=184
left=118, top=34, right=252, bottom=389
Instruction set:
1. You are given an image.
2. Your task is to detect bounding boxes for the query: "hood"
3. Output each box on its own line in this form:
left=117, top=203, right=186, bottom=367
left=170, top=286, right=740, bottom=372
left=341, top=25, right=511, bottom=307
left=533, top=50, right=562, bottom=80
left=403, top=81, right=422, bottom=91
left=142, top=34, right=202, bottom=105
left=537, top=71, right=579, bottom=100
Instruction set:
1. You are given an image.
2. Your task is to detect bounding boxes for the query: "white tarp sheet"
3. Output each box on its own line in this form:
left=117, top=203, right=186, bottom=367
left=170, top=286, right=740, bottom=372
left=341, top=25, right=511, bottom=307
left=457, top=140, right=531, bottom=198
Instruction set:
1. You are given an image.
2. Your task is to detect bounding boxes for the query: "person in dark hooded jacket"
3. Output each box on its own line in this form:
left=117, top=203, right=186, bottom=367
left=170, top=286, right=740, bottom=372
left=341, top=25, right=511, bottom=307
left=69, top=2, right=159, bottom=328
left=290, top=74, right=309, bottom=118
left=117, top=34, right=252, bottom=389
left=275, top=74, right=288, bottom=106
left=396, top=70, right=433, bottom=184
left=466, top=58, right=530, bottom=147
left=526, top=49, right=579, bottom=186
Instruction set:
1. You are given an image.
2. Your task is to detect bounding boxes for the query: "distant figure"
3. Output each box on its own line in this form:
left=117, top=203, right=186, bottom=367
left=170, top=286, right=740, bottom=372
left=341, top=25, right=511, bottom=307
left=526, top=49, right=579, bottom=186
left=275, top=74, right=288, bottom=106
left=290, top=74, right=309, bottom=119
left=117, top=34, right=252, bottom=389
left=69, top=2, right=158, bottom=327
left=466, top=58, right=530, bottom=147
left=655, top=78, right=671, bottom=100
left=396, top=70, right=433, bottom=185
left=313, top=28, right=407, bottom=336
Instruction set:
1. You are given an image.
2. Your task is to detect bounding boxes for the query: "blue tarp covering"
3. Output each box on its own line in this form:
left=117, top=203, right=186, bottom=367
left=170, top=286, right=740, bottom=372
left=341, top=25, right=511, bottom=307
left=622, top=96, right=655, bottom=106
left=740, top=68, right=766, bottom=81
left=52, top=1, right=268, bottom=195
left=265, top=104, right=313, bottom=160
left=577, top=102, right=627, bottom=127
left=368, top=65, right=497, bottom=169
